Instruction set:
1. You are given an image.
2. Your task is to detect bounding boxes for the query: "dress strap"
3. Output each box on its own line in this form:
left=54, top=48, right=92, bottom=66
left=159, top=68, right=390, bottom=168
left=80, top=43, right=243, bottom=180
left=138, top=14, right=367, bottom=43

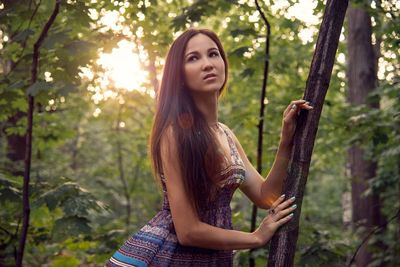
left=217, top=122, right=243, bottom=166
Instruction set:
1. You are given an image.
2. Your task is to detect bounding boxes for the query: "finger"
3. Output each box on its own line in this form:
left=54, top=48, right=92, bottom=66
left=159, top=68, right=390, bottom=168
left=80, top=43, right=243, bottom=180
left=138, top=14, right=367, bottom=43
left=270, top=194, right=286, bottom=209
left=291, top=99, right=307, bottom=105
left=283, top=105, right=291, bottom=117
left=283, top=105, right=299, bottom=122
left=298, top=101, right=314, bottom=110
left=276, top=204, right=297, bottom=219
left=275, top=196, right=296, bottom=212
left=284, top=99, right=304, bottom=112
left=286, top=100, right=313, bottom=114
left=293, top=102, right=313, bottom=116
left=283, top=100, right=305, bottom=116
left=276, top=213, right=294, bottom=226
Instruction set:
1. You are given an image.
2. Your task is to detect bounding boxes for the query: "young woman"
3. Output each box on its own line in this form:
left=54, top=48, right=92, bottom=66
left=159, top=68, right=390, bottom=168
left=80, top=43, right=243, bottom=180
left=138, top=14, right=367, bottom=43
left=106, top=28, right=313, bottom=267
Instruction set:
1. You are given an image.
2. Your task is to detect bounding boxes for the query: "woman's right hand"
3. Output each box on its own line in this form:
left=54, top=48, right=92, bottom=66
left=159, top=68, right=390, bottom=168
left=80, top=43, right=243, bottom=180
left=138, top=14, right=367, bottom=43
left=252, top=194, right=297, bottom=247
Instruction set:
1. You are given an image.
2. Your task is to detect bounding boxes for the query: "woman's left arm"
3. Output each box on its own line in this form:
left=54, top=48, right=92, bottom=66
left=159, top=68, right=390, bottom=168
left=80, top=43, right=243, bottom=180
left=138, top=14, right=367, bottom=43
left=230, top=99, right=313, bottom=209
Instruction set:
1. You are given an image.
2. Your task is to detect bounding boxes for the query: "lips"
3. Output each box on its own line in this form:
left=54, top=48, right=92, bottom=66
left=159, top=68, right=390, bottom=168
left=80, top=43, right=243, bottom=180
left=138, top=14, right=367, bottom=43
left=203, top=73, right=217, bottom=80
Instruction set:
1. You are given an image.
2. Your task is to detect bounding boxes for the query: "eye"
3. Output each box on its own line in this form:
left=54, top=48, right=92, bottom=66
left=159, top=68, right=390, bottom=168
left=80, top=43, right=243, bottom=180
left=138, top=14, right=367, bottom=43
left=209, top=51, right=220, bottom=57
left=187, top=55, right=198, bottom=62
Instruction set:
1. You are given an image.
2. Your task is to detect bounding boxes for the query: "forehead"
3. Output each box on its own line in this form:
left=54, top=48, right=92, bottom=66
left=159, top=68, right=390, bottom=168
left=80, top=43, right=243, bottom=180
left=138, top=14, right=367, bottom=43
left=185, top=33, right=219, bottom=54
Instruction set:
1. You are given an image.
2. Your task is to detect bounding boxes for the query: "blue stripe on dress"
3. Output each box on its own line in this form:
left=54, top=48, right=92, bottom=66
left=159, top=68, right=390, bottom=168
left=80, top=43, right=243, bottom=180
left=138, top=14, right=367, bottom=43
left=112, top=251, right=148, bottom=267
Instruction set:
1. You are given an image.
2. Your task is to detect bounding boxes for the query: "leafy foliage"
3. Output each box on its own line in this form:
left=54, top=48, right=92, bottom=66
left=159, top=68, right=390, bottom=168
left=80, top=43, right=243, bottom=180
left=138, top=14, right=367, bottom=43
left=0, top=0, right=398, bottom=266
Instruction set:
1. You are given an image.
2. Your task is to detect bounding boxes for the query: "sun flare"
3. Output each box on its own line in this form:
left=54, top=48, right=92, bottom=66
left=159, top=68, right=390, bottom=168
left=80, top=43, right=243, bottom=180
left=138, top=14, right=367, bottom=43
left=97, top=40, right=148, bottom=92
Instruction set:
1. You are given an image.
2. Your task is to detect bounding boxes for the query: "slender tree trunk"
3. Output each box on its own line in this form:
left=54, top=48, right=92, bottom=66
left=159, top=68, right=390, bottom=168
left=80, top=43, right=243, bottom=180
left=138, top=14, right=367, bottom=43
left=6, top=112, right=26, bottom=177
left=250, top=1, right=271, bottom=267
left=4, top=23, right=26, bottom=179
left=115, top=102, right=131, bottom=230
left=267, top=0, right=348, bottom=266
left=347, top=6, right=386, bottom=267
left=16, top=2, right=60, bottom=266
left=70, top=124, right=81, bottom=171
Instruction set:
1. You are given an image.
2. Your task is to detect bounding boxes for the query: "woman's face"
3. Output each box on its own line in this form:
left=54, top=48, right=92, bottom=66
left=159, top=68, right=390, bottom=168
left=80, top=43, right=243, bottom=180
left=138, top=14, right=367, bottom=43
left=183, top=34, right=226, bottom=94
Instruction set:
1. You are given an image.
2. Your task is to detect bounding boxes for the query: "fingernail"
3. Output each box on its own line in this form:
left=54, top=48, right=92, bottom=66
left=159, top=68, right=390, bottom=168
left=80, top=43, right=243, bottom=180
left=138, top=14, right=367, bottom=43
left=290, top=196, right=296, bottom=201
left=292, top=204, right=297, bottom=209
left=289, top=213, right=294, bottom=217
left=280, top=194, right=286, bottom=198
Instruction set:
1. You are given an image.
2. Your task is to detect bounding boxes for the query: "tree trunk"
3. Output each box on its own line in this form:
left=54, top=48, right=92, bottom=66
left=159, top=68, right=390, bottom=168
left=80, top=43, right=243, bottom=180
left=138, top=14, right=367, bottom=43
left=5, top=111, right=26, bottom=177
left=267, top=0, right=349, bottom=266
left=115, top=102, right=132, bottom=231
left=347, top=6, right=386, bottom=267
left=16, top=2, right=61, bottom=266
left=250, top=1, right=271, bottom=267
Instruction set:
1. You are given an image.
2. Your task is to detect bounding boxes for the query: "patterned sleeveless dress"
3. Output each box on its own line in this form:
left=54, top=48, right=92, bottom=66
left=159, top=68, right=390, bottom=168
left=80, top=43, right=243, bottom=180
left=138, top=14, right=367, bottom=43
left=105, top=123, right=246, bottom=267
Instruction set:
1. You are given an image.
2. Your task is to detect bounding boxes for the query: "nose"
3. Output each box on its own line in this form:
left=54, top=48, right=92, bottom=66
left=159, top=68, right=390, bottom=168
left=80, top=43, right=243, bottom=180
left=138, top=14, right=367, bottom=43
left=201, top=57, right=214, bottom=71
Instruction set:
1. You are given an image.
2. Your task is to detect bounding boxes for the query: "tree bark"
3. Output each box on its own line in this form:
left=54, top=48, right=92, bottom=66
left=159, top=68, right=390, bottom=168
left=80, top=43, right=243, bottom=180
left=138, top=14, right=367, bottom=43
left=16, top=1, right=61, bottom=266
left=347, top=5, right=386, bottom=267
left=267, top=0, right=349, bottom=266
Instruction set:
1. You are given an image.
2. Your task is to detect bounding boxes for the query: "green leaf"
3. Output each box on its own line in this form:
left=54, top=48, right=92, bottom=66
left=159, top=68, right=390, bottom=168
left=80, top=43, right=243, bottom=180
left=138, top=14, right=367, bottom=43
left=52, top=216, right=91, bottom=242
left=63, top=40, right=94, bottom=55
left=230, top=46, right=250, bottom=57
left=26, top=81, right=52, bottom=96
left=230, top=28, right=257, bottom=37
left=13, top=29, right=35, bottom=42
left=11, top=97, right=28, bottom=112
left=62, top=196, right=90, bottom=217
left=241, top=67, right=255, bottom=78
left=52, top=255, right=80, bottom=267
left=43, top=31, right=70, bottom=50
left=34, top=182, right=105, bottom=214
left=8, top=80, right=25, bottom=90
left=57, top=83, right=78, bottom=96
left=0, top=177, right=21, bottom=203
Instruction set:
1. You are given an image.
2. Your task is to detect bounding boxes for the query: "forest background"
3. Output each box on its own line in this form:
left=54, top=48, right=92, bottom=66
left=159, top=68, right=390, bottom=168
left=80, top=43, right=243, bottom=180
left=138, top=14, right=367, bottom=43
left=0, top=0, right=398, bottom=266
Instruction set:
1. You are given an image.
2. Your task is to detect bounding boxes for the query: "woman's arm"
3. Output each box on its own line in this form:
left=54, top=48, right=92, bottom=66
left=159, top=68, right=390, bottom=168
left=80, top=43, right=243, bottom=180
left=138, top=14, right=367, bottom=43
left=227, top=128, right=287, bottom=209
left=160, top=126, right=294, bottom=250
left=226, top=100, right=313, bottom=209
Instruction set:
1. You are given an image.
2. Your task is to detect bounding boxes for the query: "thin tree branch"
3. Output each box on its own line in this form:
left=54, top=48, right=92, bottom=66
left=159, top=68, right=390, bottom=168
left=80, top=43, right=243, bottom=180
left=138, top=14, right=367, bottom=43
left=0, top=225, right=12, bottom=236
left=5, top=0, right=42, bottom=79
left=16, top=1, right=61, bottom=266
left=9, top=0, right=40, bottom=40
left=115, top=102, right=132, bottom=231
left=250, top=1, right=271, bottom=266
left=347, top=209, right=400, bottom=267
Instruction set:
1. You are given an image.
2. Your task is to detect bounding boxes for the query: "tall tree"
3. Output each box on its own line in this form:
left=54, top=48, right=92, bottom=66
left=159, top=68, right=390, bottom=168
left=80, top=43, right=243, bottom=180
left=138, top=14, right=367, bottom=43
left=347, top=4, right=386, bottom=266
left=267, top=0, right=349, bottom=266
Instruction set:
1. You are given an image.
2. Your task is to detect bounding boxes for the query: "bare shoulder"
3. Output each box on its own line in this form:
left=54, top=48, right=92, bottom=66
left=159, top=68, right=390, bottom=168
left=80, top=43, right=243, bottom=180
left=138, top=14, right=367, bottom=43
left=219, top=122, right=240, bottom=144
left=219, top=121, right=233, bottom=134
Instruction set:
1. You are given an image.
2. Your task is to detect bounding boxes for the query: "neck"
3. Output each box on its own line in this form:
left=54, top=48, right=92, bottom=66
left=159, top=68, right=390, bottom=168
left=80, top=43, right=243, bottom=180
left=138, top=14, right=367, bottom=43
left=190, top=91, right=219, bottom=127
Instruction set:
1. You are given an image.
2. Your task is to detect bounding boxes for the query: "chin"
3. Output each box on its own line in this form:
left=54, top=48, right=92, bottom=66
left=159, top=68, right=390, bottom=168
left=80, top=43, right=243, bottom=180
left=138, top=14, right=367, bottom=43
left=189, top=84, right=222, bottom=94
left=192, top=88, right=220, bottom=94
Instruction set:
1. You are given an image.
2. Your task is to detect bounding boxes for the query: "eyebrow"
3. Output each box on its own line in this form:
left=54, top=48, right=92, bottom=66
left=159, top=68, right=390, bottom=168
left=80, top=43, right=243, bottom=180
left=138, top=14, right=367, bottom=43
left=185, top=47, right=219, bottom=58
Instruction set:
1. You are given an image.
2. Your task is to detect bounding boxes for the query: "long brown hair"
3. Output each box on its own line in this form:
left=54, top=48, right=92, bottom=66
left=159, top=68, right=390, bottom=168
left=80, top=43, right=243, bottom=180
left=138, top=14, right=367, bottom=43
left=149, top=29, right=229, bottom=214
